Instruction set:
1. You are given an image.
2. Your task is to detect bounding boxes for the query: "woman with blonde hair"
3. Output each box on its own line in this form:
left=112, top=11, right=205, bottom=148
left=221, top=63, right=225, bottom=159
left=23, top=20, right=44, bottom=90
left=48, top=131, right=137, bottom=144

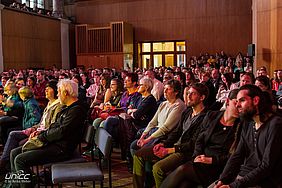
left=0, top=82, right=24, bottom=144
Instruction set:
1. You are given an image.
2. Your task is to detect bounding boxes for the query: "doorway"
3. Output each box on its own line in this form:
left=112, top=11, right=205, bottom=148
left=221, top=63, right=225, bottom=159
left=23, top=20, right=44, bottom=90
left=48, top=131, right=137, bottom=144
left=139, top=41, right=186, bottom=68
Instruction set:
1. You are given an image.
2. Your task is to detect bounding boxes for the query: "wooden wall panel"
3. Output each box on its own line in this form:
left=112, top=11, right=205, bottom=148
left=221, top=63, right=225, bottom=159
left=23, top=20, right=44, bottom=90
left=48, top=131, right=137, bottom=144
left=255, top=0, right=282, bottom=74
left=77, top=53, right=124, bottom=69
left=75, top=0, right=252, bottom=57
left=2, top=9, right=61, bottom=70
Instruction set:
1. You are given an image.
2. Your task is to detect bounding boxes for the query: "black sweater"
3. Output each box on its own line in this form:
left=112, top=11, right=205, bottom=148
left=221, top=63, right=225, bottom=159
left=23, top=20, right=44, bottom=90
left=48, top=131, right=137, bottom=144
left=219, top=115, right=282, bottom=188
left=132, top=94, right=158, bottom=129
left=162, top=107, right=208, bottom=160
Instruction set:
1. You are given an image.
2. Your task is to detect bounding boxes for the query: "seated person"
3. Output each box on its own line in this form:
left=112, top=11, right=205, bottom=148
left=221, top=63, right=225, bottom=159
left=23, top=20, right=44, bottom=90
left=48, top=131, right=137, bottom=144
left=9, top=79, right=87, bottom=187
left=102, top=73, right=142, bottom=134
left=72, top=75, right=87, bottom=103
left=89, top=73, right=111, bottom=107
left=91, top=78, right=124, bottom=127
left=213, top=85, right=282, bottom=188
left=0, top=80, right=63, bottom=174
left=0, top=85, right=41, bottom=144
left=131, top=79, right=186, bottom=152
left=133, top=83, right=209, bottom=188
left=105, top=77, right=158, bottom=165
left=160, top=89, right=241, bottom=188
left=0, top=82, right=24, bottom=139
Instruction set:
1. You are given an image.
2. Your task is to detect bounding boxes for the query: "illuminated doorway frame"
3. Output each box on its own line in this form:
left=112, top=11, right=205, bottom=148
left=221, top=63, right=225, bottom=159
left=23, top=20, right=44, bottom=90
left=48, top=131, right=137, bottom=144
left=138, top=40, right=186, bottom=68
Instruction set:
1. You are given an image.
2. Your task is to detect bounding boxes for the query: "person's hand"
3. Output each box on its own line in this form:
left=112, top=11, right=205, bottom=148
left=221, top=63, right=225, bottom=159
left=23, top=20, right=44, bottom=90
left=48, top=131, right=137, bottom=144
left=194, top=155, right=212, bottom=164
left=29, top=130, right=41, bottom=138
left=104, top=102, right=112, bottom=110
left=128, top=108, right=137, bottom=115
left=154, top=146, right=169, bottom=158
left=153, top=143, right=164, bottom=153
left=22, top=127, right=35, bottom=136
left=0, top=110, right=6, bottom=116
left=214, top=181, right=223, bottom=188
left=5, top=99, right=14, bottom=108
left=99, top=103, right=105, bottom=110
left=137, top=133, right=149, bottom=147
left=137, top=136, right=152, bottom=147
left=218, top=185, right=230, bottom=188
left=137, top=137, right=145, bottom=147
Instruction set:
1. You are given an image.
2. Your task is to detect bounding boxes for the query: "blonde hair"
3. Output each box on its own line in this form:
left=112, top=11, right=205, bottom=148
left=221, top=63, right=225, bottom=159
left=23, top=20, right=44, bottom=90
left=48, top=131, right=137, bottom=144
left=18, top=86, right=34, bottom=99
left=57, top=79, right=78, bottom=98
left=4, top=82, right=18, bottom=95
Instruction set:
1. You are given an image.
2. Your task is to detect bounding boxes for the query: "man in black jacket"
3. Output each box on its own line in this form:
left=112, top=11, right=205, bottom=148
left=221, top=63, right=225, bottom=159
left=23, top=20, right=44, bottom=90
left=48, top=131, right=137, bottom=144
left=160, top=89, right=240, bottom=188
left=9, top=79, right=87, bottom=188
left=133, top=83, right=209, bottom=188
left=214, top=85, right=282, bottom=188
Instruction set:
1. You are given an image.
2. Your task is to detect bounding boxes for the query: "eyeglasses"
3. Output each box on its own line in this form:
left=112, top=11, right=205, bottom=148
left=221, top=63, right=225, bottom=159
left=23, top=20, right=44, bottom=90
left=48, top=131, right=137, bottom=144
left=186, top=91, right=199, bottom=96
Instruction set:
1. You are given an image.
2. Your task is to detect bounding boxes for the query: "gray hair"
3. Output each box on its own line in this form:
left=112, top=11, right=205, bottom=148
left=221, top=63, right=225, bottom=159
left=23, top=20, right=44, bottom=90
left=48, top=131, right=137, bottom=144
left=57, top=79, right=78, bottom=98
left=140, top=77, right=153, bottom=92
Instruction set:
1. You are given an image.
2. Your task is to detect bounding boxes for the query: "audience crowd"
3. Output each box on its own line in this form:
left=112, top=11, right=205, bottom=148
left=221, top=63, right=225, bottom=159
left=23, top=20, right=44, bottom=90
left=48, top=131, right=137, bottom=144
left=0, top=50, right=282, bottom=187
left=9, top=2, right=52, bottom=17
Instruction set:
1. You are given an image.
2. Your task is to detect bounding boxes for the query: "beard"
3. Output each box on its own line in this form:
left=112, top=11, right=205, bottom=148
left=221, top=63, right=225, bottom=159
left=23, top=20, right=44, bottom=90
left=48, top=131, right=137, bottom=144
left=239, top=107, right=257, bottom=121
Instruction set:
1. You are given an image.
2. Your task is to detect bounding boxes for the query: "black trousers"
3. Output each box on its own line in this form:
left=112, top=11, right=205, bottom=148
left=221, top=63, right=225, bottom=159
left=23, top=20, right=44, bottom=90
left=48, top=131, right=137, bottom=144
left=10, top=144, right=71, bottom=188
left=160, top=161, right=223, bottom=188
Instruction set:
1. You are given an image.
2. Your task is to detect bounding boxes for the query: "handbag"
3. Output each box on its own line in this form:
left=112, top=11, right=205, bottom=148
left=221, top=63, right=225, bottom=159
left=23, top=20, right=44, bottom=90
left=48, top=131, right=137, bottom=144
left=100, top=108, right=125, bottom=120
left=22, top=136, right=44, bottom=152
left=90, top=107, right=102, bottom=120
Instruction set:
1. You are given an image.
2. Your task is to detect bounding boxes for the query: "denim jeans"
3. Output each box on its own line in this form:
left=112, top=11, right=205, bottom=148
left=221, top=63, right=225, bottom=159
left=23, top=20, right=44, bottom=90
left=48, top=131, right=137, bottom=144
left=0, top=116, right=21, bottom=144
left=103, top=116, right=119, bottom=138
left=0, top=131, right=27, bottom=162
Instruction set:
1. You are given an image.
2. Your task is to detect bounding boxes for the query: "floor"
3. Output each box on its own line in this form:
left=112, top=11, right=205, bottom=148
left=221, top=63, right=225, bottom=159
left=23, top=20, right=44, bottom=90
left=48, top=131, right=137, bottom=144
left=0, top=145, right=133, bottom=188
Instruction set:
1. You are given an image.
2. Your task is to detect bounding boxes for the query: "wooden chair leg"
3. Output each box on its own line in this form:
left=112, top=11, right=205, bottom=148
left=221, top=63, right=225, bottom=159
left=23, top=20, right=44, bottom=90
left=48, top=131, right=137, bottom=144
left=36, top=165, right=40, bottom=188
left=108, top=159, right=112, bottom=188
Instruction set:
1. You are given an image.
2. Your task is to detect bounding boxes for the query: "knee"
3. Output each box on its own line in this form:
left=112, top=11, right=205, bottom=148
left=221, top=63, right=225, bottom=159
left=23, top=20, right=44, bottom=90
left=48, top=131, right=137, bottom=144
left=9, top=131, right=20, bottom=138
left=103, top=117, right=114, bottom=129
left=10, top=148, right=18, bottom=161
left=173, top=164, right=186, bottom=175
left=93, top=118, right=102, bottom=129
left=152, top=162, right=163, bottom=175
left=133, top=155, right=144, bottom=175
left=104, top=117, right=118, bottom=132
left=133, top=155, right=141, bottom=163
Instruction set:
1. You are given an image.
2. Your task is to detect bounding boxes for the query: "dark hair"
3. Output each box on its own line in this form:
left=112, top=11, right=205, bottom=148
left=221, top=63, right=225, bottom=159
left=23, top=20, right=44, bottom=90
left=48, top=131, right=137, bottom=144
left=15, top=78, right=25, bottom=84
left=46, top=79, right=58, bottom=99
left=72, top=74, right=83, bottom=86
left=126, top=73, right=138, bottom=84
left=222, top=73, right=233, bottom=89
left=59, top=73, right=69, bottom=79
left=190, top=83, right=209, bottom=102
left=174, top=72, right=186, bottom=86
left=255, top=75, right=271, bottom=90
left=241, top=72, right=255, bottom=84
left=100, top=73, right=111, bottom=89
left=228, top=88, right=240, bottom=100
left=166, top=79, right=182, bottom=98
left=27, top=76, right=36, bottom=87
left=186, top=71, right=196, bottom=84
left=239, top=84, right=272, bottom=122
left=111, top=78, right=124, bottom=95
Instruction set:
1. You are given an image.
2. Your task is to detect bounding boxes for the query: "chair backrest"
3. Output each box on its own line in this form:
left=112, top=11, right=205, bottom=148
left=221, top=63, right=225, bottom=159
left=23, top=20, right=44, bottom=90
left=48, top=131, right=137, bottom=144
left=83, top=125, right=95, bottom=144
left=94, top=128, right=112, bottom=159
